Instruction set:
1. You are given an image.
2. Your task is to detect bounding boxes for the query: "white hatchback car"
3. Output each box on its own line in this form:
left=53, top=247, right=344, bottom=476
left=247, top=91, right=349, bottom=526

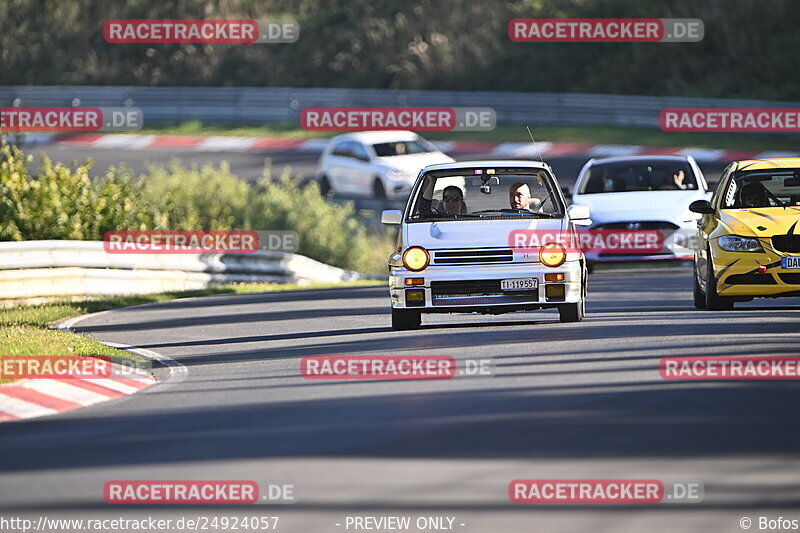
left=382, top=160, right=590, bottom=330
left=571, top=155, right=710, bottom=268
left=316, top=131, right=454, bottom=200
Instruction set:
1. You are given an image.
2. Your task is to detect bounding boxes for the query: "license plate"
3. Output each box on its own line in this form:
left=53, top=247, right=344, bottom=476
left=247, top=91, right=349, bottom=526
left=782, top=257, right=800, bottom=269
left=500, top=278, right=538, bottom=291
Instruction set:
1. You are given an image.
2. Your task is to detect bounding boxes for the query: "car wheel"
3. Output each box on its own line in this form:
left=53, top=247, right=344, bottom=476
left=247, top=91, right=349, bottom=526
left=373, top=178, right=387, bottom=200
left=705, top=250, right=734, bottom=311
left=391, top=308, right=421, bottom=330
left=319, top=175, right=332, bottom=197
left=693, top=261, right=707, bottom=309
left=559, top=273, right=586, bottom=323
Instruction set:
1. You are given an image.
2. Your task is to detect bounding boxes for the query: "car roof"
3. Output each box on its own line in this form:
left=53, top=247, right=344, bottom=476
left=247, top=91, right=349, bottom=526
left=422, top=160, right=552, bottom=172
left=587, top=155, right=691, bottom=165
left=732, top=158, right=800, bottom=171
left=330, top=130, right=420, bottom=143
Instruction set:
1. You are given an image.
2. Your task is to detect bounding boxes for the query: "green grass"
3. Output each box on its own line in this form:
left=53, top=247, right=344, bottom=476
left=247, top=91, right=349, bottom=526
left=129, top=121, right=800, bottom=152
left=0, top=280, right=383, bottom=384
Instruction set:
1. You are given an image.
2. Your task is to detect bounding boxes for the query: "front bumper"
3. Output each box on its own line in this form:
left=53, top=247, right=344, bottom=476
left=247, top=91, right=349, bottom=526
left=711, top=243, right=800, bottom=297
left=389, top=260, right=583, bottom=311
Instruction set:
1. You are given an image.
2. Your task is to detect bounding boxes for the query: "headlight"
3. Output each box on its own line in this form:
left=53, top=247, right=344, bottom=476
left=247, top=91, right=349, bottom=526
left=387, top=169, right=412, bottom=181
left=540, top=243, right=567, bottom=267
left=717, top=235, right=763, bottom=252
left=402, top=246, right=430, bottom=271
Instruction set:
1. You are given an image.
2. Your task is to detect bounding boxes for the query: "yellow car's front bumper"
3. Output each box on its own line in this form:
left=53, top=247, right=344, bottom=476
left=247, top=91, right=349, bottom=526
left=711, top=242, right=800, bottom=297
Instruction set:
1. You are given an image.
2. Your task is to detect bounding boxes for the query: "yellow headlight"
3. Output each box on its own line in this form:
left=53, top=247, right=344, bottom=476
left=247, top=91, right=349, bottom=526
left=402, top=247, right=430, bottom=272
left=540, top=243, right=566, bottom=267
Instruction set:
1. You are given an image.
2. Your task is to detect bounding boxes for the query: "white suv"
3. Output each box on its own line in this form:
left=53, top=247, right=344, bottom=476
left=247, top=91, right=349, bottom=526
left=315, top=131, right=454, bottom=200
left=382, top=160, right=590, bottom=330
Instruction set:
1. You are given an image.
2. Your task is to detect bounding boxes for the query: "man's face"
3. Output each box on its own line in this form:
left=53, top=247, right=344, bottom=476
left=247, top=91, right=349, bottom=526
left=442, top=190, right=463, bottom=214
left=509, top=184, right=532, bottom=210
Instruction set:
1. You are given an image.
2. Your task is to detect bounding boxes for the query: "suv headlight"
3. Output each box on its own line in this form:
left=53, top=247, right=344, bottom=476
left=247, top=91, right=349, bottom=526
left=717, top=235, right=763, bottom=252
left=402, top=247, right=430, bottom=271
left=540, top=243, right=567, bottom=267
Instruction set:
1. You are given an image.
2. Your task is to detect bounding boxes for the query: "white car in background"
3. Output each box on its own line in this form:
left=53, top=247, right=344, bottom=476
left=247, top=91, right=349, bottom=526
left=571, top=155, right=711, bottom=269
left=315, top=131, right=454, bottom=200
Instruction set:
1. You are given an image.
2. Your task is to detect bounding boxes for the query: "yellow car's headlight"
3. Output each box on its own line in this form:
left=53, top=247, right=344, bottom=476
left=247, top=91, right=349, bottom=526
left=540, top=243, right=567, bottom=267
left=402, top=246, right=430, bottom=271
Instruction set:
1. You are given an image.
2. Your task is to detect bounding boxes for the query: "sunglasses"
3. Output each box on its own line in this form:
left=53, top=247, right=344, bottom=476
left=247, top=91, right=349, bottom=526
left=443, top=195, right=462, bottom=202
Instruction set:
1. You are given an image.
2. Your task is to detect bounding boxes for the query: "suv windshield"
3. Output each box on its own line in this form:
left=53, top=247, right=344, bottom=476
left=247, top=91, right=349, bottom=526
left=372, top=140, right=435, bottom=157
left=579, top=160, right=698, bottom=194
left=408, top=169, right=563, bottom=222
left=722, top=169, right=800, bottom=209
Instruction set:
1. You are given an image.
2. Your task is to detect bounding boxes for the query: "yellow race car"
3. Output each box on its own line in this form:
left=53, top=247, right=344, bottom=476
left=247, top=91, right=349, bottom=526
left=690, top=158, right=800, bottom=310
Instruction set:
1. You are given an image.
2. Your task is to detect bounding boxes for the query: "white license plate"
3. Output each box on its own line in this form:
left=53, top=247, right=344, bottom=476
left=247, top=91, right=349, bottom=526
left=782, top=257, right=800, bottom=269
left=500, top=278, right=538, bottom=291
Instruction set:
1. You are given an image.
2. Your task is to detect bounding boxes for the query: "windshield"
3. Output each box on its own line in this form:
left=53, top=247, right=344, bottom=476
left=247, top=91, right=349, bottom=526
left=722, top=169, right=800, bottom=209
left=408, top=169, right=564, bottom=222
left=579, top=160, right=698, bottom=194
left=372, top=139, right=435, bottom=157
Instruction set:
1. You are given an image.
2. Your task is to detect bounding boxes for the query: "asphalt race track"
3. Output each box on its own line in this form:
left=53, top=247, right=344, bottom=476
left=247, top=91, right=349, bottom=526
left=1, top=270, right=799, bottom=532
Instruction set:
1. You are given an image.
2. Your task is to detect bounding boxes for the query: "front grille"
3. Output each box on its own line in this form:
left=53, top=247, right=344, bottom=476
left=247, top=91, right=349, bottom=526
left=594, top=221, right=679, bottom=231
left=725, top=274, right=776, bottom=285
left=772, top=235, right=800, bottom=253
left=778, top=273, right=800, bottom=284
left=597, top=252, right=673, bottom=258
left=431, top=279, right=536, bottom=297
left=432, top=249, right=513, bottom=265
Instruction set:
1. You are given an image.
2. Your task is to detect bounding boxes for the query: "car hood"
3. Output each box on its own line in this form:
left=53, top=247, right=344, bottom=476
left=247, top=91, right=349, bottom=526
left=406, top=218, right=566, bottom=249
left=573, top=190, right=708, bottom=224
left=719, top=207, right=800, bottom=237
left=377, top=152, right=455, bottom=176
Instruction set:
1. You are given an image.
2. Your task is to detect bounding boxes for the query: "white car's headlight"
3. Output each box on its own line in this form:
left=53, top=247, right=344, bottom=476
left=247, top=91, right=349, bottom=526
left=717, top=235, right=763, bottom=252
left=386, top=169, right=412, bottom=181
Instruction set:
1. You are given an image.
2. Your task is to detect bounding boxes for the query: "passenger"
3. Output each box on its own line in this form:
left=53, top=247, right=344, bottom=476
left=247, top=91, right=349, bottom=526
left=509, top=182, right=542, bottom=211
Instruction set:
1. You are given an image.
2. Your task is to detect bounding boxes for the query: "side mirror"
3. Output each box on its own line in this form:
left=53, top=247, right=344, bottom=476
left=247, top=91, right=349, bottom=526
left=567, top=204, right=592, bottom=226
left=381, top=210, right=402, bottom=225
left=688, top=199, right=714, bottom=215
left=567, top=204, right=590, bottom=220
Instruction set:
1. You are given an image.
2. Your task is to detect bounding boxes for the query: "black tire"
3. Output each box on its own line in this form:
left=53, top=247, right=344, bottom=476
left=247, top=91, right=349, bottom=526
left=319, top=175, right=332, bottom=197
left=391, top=308, right=421, bottom=330
left=586, top=261, right=595, bottom=274
left=373, top=178, right=387, bottom=200
left=559, top=270, right=586, bottom=322
left=693, top=261, right=707, bottom=309
left=705, top=251, right=734, bottom=311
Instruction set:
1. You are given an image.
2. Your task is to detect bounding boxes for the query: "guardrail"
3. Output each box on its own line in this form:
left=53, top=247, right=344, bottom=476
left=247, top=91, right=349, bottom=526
left=0, top=240, right=377, bottom=300
left=2, top=86, right=800, bottom=130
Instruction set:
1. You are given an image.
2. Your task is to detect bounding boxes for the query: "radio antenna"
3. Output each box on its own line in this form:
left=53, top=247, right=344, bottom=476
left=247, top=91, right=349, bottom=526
left=526, top=125, right=544, bottom=163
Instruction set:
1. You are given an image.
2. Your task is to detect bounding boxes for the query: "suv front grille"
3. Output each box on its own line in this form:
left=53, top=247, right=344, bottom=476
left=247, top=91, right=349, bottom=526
left=594, top=221, right=679, bottom=231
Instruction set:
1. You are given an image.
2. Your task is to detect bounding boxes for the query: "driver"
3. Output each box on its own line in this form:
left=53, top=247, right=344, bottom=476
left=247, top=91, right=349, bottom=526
left=509, top=182, right=542, bottom=211
left=441, top=185, right=465, bottom=214
left=740, top=182, right=768, bottom=208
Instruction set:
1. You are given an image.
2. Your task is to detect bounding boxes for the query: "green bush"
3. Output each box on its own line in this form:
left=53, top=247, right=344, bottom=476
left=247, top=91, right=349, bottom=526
left=0, top=142, right=392, bottom=273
